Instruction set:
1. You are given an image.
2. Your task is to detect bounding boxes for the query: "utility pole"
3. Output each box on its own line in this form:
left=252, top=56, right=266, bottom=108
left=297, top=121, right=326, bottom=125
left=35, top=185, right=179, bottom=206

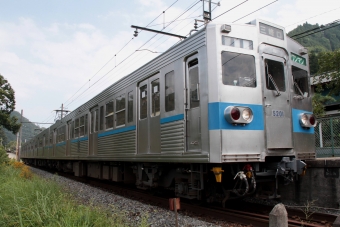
left=54, top=103, right=70, bottom=121
left=16, top=109, right=23, bottom=161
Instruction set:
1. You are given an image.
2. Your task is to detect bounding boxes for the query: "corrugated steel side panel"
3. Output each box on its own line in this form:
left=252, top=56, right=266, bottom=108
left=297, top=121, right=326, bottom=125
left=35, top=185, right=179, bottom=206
left=78, top=141, right=88, bottom=157
left=55, top=146, right=65, bottom=157
left=97, top=130, right=136, bottom=157
left=161, top=120, right=185, bottom=153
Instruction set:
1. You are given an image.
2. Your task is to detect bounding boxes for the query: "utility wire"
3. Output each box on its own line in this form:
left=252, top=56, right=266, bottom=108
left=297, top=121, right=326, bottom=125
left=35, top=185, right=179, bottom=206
left=290, top=19, right=340, bottom=38
left=61, top=0, right=181, bottom=109
left=212, top=0, right=248, bottom=20
left=293, top=22, right=340, bottom=39
left=285, top=6, right=340, bottom=28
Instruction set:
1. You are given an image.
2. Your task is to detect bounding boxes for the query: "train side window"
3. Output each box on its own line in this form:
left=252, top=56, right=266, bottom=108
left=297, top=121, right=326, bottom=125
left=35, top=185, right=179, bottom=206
left=91, top=110, right=94, bottom=133
left=221, top=51, right=256, bottom=87
left=100, top=106, right=104, bottom=130
left=188, top=59, right=200, bottom=109
left=140, top=85, right=147, bottom=119
left=71, top=121, right=74, bottom=139
left=127, top=91, right=133, bottom=123
left=151, top=79, right=160, bottom=117
left=105, top=101, right=114, bottom=129
left=165, top=71, right=175, bottom=112
left=74, top=118, right=79, bottom=138
left=49, top=132, right=53, bottom=145
left=292, top=66, right=309, bottom=97
left=116, top=94, right=125, bottom=127
left=84, top=114, right=88, bottom=135
left=95, top=109, right=99, bottom=132
left=67, top=121, right=72, bottom=140
left=79, top=116, right=85, bottom=136
left=265, top=59, right=285, bottom=91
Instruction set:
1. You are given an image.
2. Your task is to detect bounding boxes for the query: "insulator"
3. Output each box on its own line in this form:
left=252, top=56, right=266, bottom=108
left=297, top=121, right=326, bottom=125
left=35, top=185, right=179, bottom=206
left=134, top=30, right=138, bottom=37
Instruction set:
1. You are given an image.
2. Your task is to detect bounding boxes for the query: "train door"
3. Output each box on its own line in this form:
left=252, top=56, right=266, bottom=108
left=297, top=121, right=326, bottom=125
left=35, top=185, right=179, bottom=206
left=89, top=108, right=98, bottom=156
left=138, top=73, right=161, bottom=154
left=261, top=50, right=293, bottom=149
left=66, top=121, right=71, bottom=156
left=185, top=56, right=202, bottom=151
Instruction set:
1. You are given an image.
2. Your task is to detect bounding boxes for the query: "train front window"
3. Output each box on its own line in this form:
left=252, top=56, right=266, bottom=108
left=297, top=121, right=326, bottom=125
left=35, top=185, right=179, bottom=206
left=292, top=66, right=309, bottom=97
left=265, top=59, right=285, bottom=92
left=221, top=51, right=256, bottom=87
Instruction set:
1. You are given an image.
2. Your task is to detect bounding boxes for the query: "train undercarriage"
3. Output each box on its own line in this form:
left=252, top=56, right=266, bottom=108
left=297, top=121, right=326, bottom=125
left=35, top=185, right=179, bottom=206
left=23, top=157, right=306, bottom=206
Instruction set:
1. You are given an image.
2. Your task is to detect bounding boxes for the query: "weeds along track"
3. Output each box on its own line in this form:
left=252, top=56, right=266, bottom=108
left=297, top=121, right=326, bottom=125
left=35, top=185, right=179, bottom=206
left=33, top=166, right=337, bottom=227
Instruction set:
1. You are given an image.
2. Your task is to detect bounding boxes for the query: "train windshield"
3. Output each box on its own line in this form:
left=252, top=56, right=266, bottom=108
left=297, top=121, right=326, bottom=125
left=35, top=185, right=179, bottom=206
left=292, top=66, right=309, bottom=97
left=265, top=59, right=285, bottom=92
left=221, top=51, right=256, bottom=87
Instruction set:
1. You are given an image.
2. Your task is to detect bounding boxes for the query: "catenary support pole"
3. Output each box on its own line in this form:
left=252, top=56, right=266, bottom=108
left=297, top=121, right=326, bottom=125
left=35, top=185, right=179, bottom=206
left=16, top=109, right=23, bottom=161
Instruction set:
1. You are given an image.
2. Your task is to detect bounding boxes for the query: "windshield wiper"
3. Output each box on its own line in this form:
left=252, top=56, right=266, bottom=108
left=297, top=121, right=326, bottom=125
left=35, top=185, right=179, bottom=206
left=293, top=81, right=304, bottom=99
left=266, top=63, right=281, bottom=96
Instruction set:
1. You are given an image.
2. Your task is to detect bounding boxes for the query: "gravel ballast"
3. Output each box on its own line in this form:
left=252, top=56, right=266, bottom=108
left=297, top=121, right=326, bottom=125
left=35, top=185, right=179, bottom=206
left=30, top=167, right=230, bottom=227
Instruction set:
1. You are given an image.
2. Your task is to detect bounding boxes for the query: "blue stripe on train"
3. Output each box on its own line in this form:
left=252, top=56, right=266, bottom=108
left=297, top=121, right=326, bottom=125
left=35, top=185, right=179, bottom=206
left=292, top=108, right=314, bottom=134
left=208, top=102, right=264, bottom=130
left=160, top=114, right=184, bottom=124
left=98, top=125, right=136, bottom=138
left=71, top=136, right=89, bottom=143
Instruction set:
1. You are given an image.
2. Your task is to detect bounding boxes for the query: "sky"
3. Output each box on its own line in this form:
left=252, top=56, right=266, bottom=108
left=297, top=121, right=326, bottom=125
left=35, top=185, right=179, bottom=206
left=1, top=0, right=340, bottom=126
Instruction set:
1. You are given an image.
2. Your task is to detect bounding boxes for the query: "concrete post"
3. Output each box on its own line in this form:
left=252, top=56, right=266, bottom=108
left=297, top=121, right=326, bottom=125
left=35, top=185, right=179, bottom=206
left=269, top=203, right=288, bottom=227
left=333, top=215, right=340, bottom=227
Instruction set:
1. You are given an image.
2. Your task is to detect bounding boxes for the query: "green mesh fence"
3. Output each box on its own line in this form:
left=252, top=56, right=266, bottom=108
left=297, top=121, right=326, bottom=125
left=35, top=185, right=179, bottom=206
left=315, top=117, right=340, bottom=158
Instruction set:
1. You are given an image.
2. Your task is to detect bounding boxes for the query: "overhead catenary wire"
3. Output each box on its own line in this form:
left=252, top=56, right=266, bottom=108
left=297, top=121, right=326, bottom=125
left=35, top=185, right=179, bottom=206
left=232, top=0, right=278, bottom=23
left=63, top=0, right=201, bottom=110
left=293, top=22, right=340, bottom=40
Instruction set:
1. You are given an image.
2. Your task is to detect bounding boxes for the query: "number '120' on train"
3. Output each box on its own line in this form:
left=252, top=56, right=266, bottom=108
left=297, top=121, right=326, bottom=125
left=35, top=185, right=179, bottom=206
left=22, top=19, right=316, bottom=204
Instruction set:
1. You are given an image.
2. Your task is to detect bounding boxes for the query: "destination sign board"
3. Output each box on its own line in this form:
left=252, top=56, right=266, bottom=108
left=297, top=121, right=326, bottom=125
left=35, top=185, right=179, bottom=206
left=291, top=53, right=306, bottom=66
left=259, top=22, right=284, bottom=40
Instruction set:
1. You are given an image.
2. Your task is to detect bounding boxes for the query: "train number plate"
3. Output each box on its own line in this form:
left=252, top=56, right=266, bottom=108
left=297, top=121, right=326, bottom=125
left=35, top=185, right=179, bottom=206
left=272, top=110, right=284, bottom=117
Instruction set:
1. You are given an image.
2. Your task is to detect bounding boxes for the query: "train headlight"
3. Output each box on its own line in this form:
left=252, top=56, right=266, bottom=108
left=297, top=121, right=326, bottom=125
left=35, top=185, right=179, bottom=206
left=299, top=113, right=316, bottom=128
left=242, top=108, right=253, bottom=122
left=224, top=106, right=253, bottom=124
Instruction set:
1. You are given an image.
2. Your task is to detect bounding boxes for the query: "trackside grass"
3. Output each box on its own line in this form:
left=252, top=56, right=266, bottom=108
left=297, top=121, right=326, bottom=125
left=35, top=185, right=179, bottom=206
left=0, top=161, right=148, bottom=227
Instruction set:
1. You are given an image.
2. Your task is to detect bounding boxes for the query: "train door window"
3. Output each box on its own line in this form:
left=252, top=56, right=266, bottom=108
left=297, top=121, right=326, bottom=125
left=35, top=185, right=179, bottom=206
left=188, top=59, right=200, bottom=108
left=95, top=109, right=99, bottom=132
left=292, top=66, right=309, bottom=97
left=151, top=79, right=160, bottom=117
left=140, top=85, right=148, bottom=119
left=105, top=101, right=114, bottom=129
left=74, top=118, right=79, bottom=138
left=265, top=59, right=285, bottom=91
left=165, top=71, right=175, bottom=112
left=127, top=91, right=133, bottom=123
left=43, top=136, right=45, bottom=147
left=100, top=106, right=104, bottom=130
left=84, top=114, right=88, bottom=135
left=91, top=110, right=95, bottom=133
left=71, top=121, right=74, bottom=139
left=221, top=51, right=256, bottom=87
left=116, top=95, right=125, bottom=127
left=67, top=121, right=71, bottom=140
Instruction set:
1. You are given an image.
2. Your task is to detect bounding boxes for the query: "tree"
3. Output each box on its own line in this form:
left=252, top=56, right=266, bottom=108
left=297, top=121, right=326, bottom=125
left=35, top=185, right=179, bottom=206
left=0, top=74, right=21, bottom=134
left=315, top=49, right=340, bottom=96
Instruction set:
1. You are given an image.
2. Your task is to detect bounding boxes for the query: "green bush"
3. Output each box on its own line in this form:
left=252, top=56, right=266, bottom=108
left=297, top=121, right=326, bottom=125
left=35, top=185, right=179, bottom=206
left=0, top=146, right=10, bottom=165
left=0, top=164, right=147, bottom=227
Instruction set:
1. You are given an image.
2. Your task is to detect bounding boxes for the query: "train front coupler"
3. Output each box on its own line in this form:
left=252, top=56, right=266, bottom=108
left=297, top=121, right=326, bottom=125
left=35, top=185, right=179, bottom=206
left=276, top=157, right=306, bottom=183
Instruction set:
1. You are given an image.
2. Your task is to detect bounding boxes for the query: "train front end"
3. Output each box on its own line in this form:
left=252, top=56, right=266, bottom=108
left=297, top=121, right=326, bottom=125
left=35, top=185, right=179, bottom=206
left=206, top=19, right=315, bottom=199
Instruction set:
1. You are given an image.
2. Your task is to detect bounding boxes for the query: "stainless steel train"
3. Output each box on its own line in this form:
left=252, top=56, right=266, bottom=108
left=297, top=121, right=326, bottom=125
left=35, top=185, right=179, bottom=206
left=21, top=19, right=316, bottom=204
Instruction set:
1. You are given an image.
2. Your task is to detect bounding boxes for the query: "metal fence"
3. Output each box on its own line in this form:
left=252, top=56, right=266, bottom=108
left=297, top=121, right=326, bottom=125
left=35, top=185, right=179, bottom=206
left=315, top=116, right=340, bottom=158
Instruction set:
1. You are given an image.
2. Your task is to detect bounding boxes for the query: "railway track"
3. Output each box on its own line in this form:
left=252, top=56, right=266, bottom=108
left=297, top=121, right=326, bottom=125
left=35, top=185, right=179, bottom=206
left=38, top=167, right=337, bottom=227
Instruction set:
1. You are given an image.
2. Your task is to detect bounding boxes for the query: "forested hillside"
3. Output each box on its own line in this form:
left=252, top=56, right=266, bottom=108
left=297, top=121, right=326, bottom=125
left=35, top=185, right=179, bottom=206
left=287, top=21, right=340, bottom=74
left=1, top=111, right=44, bottom=145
